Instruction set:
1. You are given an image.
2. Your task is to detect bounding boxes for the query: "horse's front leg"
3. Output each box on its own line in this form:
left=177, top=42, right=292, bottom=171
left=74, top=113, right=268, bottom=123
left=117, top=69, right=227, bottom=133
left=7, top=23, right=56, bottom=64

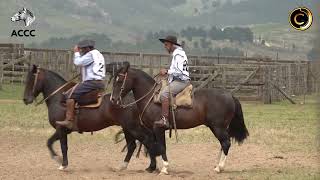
left=159, top=130, right=169, bottom=175
left=119, top=130, right=137, bottom=171
left=141, top=133, right=157, bottom=173
left=47, top=130, right=62, bottom=164
left=58, top=127, right=69, bottom=170
left=154, top=127, right=169, bottom=175
left=146, top=153, right=157, bottom=173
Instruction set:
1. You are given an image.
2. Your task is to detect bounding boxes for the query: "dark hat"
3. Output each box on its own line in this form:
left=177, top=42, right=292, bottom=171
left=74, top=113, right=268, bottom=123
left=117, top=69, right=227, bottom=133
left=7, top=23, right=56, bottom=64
left=78, top=39, right=95, bottom=48
left=159, top=35, right=181, bottom=46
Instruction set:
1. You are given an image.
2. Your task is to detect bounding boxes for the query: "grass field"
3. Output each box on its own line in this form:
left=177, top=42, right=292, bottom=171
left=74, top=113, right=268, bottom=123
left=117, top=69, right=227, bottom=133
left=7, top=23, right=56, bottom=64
left=0, top=84, right=319, bottom=179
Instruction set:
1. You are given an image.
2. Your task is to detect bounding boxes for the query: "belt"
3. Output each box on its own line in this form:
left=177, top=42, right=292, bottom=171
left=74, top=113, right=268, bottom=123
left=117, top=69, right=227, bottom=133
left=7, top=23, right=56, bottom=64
left=86, top=79, right=103, bottom=81
left=173, top=76, right=189, bottom=82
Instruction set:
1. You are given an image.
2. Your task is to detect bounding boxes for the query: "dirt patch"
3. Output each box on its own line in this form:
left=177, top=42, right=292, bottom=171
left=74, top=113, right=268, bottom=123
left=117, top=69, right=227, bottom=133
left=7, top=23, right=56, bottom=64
left=0, top=132, right=318, bottom=180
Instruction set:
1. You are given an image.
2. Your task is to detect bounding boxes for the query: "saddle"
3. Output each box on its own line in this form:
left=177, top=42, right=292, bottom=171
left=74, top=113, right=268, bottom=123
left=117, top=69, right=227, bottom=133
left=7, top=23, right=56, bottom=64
left=153, top=78, right=193, bottom=108
left=61, top=85, right=104, bottom=108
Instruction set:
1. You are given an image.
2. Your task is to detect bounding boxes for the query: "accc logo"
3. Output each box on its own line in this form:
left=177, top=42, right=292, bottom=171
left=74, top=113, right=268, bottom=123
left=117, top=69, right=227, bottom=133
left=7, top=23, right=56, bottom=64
left=11, top=30, right=36, bottom=37
left=10, top=7, right=36, bottom=37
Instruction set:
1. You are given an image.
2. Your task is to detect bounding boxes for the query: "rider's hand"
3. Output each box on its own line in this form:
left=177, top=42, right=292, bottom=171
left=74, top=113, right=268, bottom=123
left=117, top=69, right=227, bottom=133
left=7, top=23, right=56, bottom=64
left=73, top=45, right=79, bottom=53
left=160, top=68, right=167, bottom=75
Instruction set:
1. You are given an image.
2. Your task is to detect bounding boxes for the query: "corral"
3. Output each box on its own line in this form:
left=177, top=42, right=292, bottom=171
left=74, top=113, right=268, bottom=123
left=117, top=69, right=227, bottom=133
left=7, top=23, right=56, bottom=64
left=0, top=43, right=319, bottom=179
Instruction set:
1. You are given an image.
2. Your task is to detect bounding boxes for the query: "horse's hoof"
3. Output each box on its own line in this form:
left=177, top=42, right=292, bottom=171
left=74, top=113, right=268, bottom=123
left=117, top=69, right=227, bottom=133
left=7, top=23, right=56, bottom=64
left=214, top=166, right=223, bottom=173
left=145, top=167, right=156, bottom=173
left=159, top=168, right=169, bottom=175
left=118, top=162, right=128, bottom=171
left=58, top=165, right=67, bottom=171
left=52, top=155, right=62, bottom=164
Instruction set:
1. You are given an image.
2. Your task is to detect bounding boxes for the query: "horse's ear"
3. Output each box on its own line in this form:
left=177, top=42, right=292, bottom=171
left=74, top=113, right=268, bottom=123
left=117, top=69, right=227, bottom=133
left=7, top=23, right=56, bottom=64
left=122, top=61, right=130, bottom=72
left=23, top=7, right=26, bottom=11
left=31, top=64, right=37, bottom=73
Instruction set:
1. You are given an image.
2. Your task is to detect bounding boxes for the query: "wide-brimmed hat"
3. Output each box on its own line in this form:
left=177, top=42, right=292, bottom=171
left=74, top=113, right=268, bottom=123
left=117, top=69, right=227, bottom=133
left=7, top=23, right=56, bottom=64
left=159, top=35, right=181, bottom=46
left=78, top=39, right=95, bottom=48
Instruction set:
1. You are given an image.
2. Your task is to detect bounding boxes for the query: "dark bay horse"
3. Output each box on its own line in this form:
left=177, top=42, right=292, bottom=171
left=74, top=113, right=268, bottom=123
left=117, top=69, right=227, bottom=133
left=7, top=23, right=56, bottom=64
left=23, top=65, right=159, bottom=171
left=110, top=62, right=249, bottom=174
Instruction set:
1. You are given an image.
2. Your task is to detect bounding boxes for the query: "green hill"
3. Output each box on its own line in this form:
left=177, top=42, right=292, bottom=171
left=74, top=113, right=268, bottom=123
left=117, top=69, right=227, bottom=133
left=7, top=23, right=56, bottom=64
left=0, top=0, right=316, bottom=47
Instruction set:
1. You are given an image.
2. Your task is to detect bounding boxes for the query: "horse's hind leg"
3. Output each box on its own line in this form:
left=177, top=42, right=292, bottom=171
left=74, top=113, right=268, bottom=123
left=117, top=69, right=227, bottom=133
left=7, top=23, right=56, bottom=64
left=58, top=128, right=69, bottom=170
left=209, top=126, right=231, bottom=173
left=119, top=130, right=137, bottom=171
left=47, top=130, right=61, bottom=163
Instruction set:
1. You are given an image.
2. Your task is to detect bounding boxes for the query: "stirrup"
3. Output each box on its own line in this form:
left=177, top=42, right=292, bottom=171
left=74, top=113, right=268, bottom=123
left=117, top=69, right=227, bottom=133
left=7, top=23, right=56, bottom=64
left=154, top=116, right=169, bottom=128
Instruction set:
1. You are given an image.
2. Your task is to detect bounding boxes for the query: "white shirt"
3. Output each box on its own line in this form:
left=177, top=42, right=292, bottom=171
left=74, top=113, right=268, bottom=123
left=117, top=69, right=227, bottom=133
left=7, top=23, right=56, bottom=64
left=168, top=47, right=190, bottom=83
left=74, top=49, right=106, bottom=82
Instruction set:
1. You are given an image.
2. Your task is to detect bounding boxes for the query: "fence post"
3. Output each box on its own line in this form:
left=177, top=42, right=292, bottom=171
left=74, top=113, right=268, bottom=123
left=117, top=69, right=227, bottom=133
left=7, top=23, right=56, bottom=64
left=0, top=54, right=3, bottom=90
left=263, top=66, right=272, bottom=104
left=139, top=53, right=143, bottom=69
left=306, top=61, right=312, bottom=94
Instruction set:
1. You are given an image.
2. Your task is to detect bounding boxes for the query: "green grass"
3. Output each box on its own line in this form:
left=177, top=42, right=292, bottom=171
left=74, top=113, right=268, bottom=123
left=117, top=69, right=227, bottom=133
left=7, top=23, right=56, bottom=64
left=0, top=84, right=25, bottom=100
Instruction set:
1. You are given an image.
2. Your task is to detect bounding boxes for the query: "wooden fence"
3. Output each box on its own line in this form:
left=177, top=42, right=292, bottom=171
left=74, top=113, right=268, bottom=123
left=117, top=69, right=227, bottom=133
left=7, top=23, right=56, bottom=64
left=0, top=44, right=318, bottom=103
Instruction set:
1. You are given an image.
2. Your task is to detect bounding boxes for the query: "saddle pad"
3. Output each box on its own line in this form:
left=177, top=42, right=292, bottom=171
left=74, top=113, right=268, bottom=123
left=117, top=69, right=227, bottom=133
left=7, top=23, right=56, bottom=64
left=154, top=83, right=193, bottom=108
left=175, top=84, right=193, bottom=107
left=76, top=96, right=103, bottom=108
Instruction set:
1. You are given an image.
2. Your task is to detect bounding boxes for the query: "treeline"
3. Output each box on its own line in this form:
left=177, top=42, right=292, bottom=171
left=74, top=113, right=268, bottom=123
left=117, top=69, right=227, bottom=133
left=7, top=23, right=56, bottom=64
left=28, top=33, right=112, bottom=50
left=29, top=25, right=253, bottom=56
left=147, top=26, right=254, bottom=43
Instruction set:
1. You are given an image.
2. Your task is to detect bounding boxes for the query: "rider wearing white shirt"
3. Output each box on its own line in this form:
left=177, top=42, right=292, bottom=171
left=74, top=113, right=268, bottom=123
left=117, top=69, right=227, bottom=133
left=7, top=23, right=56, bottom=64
left=155, top=36, right=190, bottom=128
left=56, top=40, right=105, bottom=130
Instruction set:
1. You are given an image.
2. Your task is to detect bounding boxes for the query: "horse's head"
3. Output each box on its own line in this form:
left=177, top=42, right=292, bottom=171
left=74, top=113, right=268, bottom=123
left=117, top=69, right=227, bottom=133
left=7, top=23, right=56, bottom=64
left=11, top=7, right=27, bottom=22
left=23, top=65, right=45, bottom=104
left=110, top=62, right=133, bottom=105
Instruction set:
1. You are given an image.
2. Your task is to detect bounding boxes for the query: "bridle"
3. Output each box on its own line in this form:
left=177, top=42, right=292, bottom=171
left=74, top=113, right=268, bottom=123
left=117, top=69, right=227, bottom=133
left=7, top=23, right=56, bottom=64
left=32, top=67, right=40, bottom=95
left=31, top=67, right=80, bottom=106
left=111, top=71, right=159, bottom=108
left=118, top=72, right=128, bottom=101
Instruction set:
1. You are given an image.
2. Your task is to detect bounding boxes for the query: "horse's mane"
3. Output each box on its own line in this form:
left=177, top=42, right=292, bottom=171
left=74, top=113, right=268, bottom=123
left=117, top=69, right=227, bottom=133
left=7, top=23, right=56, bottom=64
left=106, top=62, right=124, bottom=75
left=25, top=9, right=34, bottom=17
left=131, top=68, right=155, bottom=84
left=44, top=69, right=67, bottom=83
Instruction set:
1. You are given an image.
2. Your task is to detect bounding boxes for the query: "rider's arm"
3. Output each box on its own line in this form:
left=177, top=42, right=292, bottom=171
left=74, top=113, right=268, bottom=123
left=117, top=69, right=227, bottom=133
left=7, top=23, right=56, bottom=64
left=74, top=52, right=94, bottom=66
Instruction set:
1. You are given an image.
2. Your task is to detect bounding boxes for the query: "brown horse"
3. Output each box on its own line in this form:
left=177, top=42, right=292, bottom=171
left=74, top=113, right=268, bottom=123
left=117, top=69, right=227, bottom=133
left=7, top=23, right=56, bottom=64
left=110, top=62, right=249, bottom=174
left=23, top=65, right=160, bottom=171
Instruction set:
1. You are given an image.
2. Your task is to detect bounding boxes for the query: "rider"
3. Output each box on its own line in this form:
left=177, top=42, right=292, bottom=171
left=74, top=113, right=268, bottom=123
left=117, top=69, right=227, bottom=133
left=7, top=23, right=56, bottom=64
left=56, top=40, right=106, bottom=130
left=154, top=35, right=190, bottom=128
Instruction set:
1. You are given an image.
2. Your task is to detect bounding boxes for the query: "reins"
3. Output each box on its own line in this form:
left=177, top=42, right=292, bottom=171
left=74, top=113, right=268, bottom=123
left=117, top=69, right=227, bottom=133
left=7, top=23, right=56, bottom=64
left=119, top=82, right=157, bottom=108
left=115, top=72, right=161, bottom=129
left=118, top=73, right=161, bottom=108
left=33, top=69, right=80, bottom=106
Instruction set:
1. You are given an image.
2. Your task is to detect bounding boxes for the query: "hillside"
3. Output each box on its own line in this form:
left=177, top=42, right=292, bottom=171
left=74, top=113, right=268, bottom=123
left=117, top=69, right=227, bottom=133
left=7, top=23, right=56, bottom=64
left=0, top=0, right=316, bottom=43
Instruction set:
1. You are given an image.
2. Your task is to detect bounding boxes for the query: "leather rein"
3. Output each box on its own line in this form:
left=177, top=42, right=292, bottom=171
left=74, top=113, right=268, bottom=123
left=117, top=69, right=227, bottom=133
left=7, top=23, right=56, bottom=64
left=115, top=72, right=159, bottom=109
left=32, top=67, right=80, bottom=106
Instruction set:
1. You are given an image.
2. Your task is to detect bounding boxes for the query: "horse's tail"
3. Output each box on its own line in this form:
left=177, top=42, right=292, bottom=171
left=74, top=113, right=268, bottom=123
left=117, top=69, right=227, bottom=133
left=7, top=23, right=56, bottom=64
left=114, top=129, right=125, bottom=144
left=228, top=96, right=249, bottom=144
